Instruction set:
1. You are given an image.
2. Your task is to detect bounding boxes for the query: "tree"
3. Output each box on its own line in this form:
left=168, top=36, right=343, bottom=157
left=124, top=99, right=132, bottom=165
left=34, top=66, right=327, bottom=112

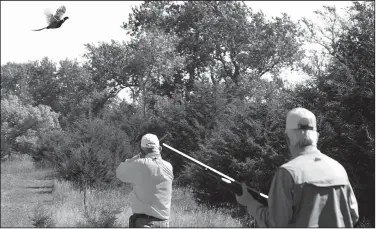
left=123, top=29, right=185, bottom=117
left=53, top=59, right=96, bottom=126
left=83, top=40, right=130, bottom=99
left=1, top=94, right=60, bottom=160
left=83, top=37, right=185, bottom=117
left=1, top=62, right=35, bottom=104
left=1, top=58, right=98, bottom=126
left=123, top=1, right=305, bottom=93
left=27, top=57, right=60, bottom=110
left=179, top=78, right=295, bottom=207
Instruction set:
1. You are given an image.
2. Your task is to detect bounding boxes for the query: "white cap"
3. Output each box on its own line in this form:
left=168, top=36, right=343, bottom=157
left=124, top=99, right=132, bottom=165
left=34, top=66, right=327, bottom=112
left=286, top=108, right=317, bottom=132
left=141, top=134, right=160, bottom=149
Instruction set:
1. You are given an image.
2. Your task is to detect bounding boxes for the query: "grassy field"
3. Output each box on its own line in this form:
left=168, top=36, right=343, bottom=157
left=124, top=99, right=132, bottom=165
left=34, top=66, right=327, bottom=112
left=1, top=154, right=55, bottom=227
left=1, top=155, right=243, bottom=227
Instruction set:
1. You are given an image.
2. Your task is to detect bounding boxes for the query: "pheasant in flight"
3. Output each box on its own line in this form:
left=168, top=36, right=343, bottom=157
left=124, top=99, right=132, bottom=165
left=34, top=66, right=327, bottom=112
left=32, top=5, right=69, bottom=31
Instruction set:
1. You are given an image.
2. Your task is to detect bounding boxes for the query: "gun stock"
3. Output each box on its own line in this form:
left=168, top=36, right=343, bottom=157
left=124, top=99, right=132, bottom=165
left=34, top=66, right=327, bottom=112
left=162, top=143, right=268, bottom=206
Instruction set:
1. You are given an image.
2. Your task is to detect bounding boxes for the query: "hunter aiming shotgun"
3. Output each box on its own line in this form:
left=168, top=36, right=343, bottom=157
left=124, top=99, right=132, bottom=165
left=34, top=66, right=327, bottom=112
left=162, top=143, right=269, bottom=206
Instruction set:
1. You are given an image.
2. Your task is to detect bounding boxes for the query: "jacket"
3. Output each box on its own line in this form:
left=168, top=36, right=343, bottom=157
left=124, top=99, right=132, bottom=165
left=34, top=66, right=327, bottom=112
left=248, top=146, right=359, bottom=227
left=116, top=153, right=173, bottom=220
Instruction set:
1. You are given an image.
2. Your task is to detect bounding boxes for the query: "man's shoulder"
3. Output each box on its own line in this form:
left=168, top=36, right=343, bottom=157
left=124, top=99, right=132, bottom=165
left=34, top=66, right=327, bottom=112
left=161, top=159, right=173, bottom=169
left=280, top=151, right=349, bottom=185
left=281, top=150, right=343, bottom=167
left=280, top=156, right=304, bottom=170
left=279, top=151, right=320, bottom=175
left=319, top=153, right=348, bottom=174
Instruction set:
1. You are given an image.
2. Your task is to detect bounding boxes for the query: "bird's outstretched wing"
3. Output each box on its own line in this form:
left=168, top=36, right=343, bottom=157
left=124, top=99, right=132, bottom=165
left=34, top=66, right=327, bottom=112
left=54, top=5, right=66, bottom=20
left=44, top=8, right=57, bottom=24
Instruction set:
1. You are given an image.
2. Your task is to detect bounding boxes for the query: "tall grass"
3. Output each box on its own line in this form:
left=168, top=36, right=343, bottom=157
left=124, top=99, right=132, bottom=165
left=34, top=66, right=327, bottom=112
left=48, top=180, right=243, bottom=227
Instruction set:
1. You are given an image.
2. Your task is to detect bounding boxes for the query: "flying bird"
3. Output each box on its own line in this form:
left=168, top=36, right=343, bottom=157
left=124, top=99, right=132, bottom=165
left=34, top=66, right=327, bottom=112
left=32, top=5, right=69, bottom=31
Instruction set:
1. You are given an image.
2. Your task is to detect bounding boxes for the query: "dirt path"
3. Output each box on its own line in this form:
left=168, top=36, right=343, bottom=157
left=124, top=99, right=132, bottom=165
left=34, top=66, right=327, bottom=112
left=1, top=157, right=55, bottom=227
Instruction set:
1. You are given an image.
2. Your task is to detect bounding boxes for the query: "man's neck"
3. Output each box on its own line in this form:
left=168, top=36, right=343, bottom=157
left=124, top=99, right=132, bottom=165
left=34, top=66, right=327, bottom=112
left=143, top=152, right=161, bottom=159
left=289, top=145, right=318, bottom=159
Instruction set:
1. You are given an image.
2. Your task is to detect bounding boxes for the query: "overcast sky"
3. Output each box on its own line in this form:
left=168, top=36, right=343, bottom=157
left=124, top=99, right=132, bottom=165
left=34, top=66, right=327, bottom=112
left=1, top=1, right=352, bottom=92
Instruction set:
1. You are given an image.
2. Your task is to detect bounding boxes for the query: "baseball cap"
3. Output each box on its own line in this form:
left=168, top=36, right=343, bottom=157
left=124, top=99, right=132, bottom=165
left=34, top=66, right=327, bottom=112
left=141, top=134, right=160, bottom=149
left=285, top=108, right=317, bottom=132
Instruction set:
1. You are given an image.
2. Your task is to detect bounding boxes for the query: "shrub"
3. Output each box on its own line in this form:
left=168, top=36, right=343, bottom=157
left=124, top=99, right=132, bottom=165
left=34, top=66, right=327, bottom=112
left=30, top=204, right=55, bottom=228
left=41, top=117, right=131, bottom=192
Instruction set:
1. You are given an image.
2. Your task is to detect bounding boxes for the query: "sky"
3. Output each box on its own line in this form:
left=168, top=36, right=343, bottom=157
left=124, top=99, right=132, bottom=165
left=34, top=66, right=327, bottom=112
left=1, top=1, right=140, bottom=65
left=1, top=1, right=353, bottom=98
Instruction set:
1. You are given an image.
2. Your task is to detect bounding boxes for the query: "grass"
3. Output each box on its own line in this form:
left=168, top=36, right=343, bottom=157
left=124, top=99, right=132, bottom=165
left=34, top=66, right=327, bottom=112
left=170, top=188, right=241, bottom=227
left=1, top=154, right=55, bottom=227
left=1, top=155, right=243, bottom=227
left=50, top=180, right=129, bottom=227
left=49, top=180, right=243, bottom=227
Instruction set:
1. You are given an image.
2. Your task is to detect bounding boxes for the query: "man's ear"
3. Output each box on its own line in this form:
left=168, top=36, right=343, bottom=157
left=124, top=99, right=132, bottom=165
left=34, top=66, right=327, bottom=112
left=159, top=146, right=162, bottom=152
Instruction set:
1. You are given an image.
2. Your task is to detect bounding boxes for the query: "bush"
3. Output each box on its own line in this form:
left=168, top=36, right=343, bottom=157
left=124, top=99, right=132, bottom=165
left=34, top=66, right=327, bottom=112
left=30, top=204, right=55, bottom=228
left=41, top=117, right=131, bottom=189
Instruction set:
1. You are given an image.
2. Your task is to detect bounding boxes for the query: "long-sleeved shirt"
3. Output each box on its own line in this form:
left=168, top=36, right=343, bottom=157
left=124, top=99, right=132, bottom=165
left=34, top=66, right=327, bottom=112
left=247, top=146, right=359, bottom=227
left=116, top=153, right=173, bottom=220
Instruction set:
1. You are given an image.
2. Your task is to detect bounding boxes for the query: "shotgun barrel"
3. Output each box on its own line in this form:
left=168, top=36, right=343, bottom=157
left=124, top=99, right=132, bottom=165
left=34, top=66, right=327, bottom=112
left=162, top=143, right=268, bottom=206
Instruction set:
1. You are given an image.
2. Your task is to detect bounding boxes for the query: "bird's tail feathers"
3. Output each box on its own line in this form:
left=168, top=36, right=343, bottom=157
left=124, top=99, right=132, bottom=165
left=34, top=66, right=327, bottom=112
left=32, top=27, right=46, bottom=31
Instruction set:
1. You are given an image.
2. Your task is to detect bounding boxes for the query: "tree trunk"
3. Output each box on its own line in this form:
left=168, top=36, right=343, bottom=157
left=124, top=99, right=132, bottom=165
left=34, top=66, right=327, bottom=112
left=83, top=187, right=89, bottom=218
left=209, top=65, right=218, bottom=114
left=143, top=86, right=146, bottom=118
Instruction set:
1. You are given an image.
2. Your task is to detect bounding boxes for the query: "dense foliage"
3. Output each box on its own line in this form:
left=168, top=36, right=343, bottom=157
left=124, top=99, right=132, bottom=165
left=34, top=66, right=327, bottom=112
left=1, top=1, right=374, bottom=226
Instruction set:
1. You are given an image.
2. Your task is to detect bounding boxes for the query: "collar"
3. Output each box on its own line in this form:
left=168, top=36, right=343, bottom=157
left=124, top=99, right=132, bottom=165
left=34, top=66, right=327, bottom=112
left=290, top=145, right=320, bottom=159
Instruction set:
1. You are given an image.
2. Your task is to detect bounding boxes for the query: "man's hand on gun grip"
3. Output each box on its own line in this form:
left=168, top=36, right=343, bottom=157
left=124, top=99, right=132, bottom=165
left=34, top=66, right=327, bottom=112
left=236, top=182, right=256, bottom=207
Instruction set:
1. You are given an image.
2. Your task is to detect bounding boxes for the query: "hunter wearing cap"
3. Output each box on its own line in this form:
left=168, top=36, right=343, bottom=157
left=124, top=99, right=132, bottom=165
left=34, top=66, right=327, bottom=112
left=236, top=108, right=359, bottom=227
left=116, top=133, right=173, bottom=228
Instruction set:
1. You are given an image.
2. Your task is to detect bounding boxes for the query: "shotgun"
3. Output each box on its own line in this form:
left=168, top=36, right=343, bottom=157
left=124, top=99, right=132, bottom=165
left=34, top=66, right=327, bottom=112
left=162, top=143, right=269, bottom=206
